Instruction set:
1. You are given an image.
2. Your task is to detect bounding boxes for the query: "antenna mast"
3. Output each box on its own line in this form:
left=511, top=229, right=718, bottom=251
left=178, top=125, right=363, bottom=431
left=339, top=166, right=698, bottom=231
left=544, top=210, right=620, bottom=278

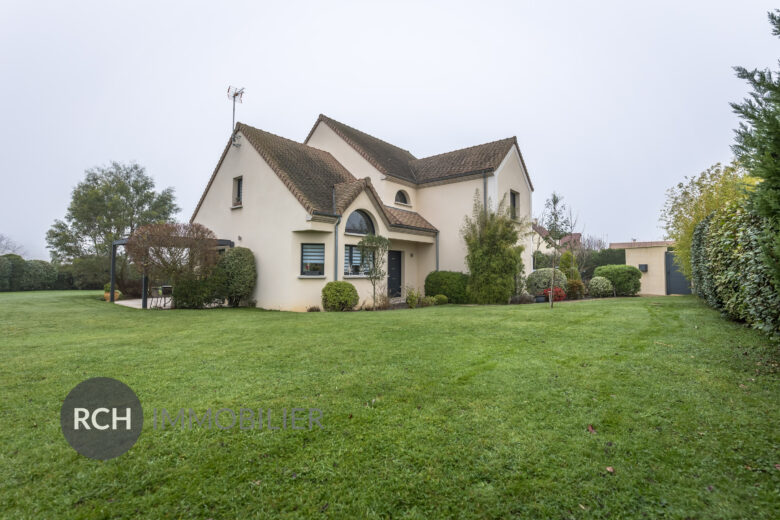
left=227, top=86, right=245, bottom=132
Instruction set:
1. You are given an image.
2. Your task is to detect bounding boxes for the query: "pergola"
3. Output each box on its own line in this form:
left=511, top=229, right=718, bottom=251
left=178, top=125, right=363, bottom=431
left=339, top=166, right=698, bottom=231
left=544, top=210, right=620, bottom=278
left=109, top=237, right=235, bottom=309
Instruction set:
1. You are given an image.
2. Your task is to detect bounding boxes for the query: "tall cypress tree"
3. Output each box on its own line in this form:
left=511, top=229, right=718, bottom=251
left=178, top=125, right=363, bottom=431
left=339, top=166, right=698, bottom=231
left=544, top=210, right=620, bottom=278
left=731, top=10, right=780, bottom=285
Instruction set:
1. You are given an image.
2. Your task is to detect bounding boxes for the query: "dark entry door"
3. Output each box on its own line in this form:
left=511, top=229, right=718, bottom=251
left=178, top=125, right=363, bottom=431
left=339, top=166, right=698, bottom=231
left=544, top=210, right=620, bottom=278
left=665, top=251, right=691, bottom=295
left=388, top=250, right=402, bottom=297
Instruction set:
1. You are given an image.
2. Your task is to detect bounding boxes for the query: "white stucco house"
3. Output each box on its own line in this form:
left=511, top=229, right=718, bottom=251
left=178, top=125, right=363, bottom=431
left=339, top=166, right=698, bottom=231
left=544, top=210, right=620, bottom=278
left=191, top=115, right=534, bottom=311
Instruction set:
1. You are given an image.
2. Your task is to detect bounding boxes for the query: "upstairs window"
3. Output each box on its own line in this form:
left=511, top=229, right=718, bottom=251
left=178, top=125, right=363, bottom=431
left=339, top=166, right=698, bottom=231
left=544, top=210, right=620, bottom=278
left=301, top=244, right=325, bottom=276
left=510, top=190, right=519, bottom=219
left=344, top=245, right=372, bottom=276
left=233, top=176, right=243, bottom=207
left=394, top=190, right=409, bottom=205
left=345, top=210, right=374, bottom=235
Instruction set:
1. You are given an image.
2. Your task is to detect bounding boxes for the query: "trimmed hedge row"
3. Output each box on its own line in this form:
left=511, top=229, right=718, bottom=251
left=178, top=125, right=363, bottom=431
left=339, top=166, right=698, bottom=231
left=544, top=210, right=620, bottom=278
left=424, top=271, right=468, bottom=304
left=593, top=265, right=641, bottom=296
left=692, top=202, right=780, bottom=339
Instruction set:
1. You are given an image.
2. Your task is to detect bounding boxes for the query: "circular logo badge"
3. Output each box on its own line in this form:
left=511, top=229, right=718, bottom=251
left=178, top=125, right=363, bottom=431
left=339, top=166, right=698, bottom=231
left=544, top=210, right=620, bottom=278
left=60, top=377, right=143, bottom=460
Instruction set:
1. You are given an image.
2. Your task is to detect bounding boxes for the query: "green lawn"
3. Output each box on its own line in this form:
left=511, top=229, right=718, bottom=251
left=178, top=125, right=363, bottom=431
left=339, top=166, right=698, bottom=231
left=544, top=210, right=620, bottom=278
left=0, top=291, right=778, bottom=519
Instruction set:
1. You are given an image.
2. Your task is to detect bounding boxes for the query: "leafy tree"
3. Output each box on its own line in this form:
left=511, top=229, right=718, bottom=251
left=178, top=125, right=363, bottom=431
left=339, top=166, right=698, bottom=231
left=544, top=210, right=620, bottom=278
left=461, top=193, right=525, bottom=304
left=1, top=254, right=26, bottom=291
left=358, top=234, right=391, bottom=309
left=46, top=162, right=178, bottom=261
left=731, top=10, right=780, bottom=287
left=660, top=162, right=752, bottom=278
left=19, top=260, right=57, bottom=290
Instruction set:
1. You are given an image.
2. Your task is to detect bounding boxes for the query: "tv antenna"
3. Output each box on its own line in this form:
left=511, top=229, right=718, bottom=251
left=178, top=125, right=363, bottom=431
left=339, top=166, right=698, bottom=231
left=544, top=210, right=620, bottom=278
left=227, top=86, right=245, bottom=132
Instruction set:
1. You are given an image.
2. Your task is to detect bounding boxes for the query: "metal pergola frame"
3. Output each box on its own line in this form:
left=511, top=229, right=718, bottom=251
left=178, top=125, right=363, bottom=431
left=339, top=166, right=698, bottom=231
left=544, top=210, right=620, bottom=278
left=110, top=238, right=235, bottom=309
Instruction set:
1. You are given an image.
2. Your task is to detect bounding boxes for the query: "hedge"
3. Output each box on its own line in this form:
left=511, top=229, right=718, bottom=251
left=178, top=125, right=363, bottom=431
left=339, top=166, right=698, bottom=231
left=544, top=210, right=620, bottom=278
left=698, top=201, right=780, bottom=339
left=424, top=271, right=468, bottom=304
left=526, top=268, right=567, bottom=296
left=593, top=265, right=641, bottom=296
left=691, top=215, right=720, bottom=309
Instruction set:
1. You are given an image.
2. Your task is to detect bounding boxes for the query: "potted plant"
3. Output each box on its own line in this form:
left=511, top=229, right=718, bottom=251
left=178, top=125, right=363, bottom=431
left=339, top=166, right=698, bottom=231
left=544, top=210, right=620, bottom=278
left=103, top=282, right=121, bottom=302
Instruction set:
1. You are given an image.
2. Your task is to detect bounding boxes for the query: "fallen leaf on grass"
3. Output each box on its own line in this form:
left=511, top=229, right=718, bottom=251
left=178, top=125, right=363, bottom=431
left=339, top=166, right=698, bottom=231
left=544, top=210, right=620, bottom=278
left=606, top=466, right=615, bottom=474
left=587, top=424, right=597, bottom=434
left=775, top=464, right=780, bottom=470
left=251, top=480, right=261, bottom=486
left=579, top=504, right=587, bottom=510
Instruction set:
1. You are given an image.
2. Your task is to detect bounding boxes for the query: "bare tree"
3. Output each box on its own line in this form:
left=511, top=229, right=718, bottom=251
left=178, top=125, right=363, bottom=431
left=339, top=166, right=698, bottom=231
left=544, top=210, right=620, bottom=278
left=0, top=234, right=25, bottom=256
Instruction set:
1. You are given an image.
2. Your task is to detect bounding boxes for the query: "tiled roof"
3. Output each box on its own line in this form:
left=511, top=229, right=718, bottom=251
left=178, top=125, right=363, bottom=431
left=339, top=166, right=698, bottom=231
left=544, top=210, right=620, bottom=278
left=410, top=138, right=516, bottom=183
left=610, top=241, right=674, bottom=249
left=191, top=123, right=437, bottom=234
left=383, top=205, right=437, bottom=232
left=308, top=115, right=418, bottom=183
left=307, top=115, right=533, bottom=189
left=237, top=123, right=353, bottom=215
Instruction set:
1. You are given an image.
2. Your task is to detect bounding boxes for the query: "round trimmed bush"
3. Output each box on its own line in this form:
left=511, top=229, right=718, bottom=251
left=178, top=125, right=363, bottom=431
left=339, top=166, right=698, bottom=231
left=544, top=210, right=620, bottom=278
left=424, top=271, right=468, bottom=303
left=434, top=294, right=448, bottom=305
left=593, top=264, right=641, bottom=296
left=588, top=276, right=614, bottom=298
left=526, top=268, right=567, bottom=296
left=322, top=281, right=358, bottom=311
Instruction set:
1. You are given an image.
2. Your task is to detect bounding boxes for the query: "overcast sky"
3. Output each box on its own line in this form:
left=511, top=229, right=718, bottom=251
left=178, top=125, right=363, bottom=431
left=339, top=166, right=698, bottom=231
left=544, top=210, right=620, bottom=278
left=1, top=0, right=776, bottom=259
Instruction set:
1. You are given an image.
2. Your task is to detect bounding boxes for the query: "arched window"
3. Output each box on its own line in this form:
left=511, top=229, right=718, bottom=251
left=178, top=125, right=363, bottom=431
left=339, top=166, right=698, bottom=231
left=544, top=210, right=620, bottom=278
left=394, top=190, right=409, bottom=204
left=345, top=210, right=375, bottom=235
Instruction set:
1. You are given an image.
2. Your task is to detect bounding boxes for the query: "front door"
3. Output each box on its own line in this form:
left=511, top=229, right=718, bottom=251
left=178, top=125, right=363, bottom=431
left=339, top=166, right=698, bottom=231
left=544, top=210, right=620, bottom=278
left=388, top=250, right=402, bottom=297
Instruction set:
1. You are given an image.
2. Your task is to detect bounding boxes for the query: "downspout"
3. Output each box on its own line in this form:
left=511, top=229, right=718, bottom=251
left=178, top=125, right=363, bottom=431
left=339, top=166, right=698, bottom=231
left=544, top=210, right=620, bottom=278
left=332, top=186, right=340, bottom=281
left=435, top=231, right=439, bottom=271
left=482, top=173, right=488, bottom=214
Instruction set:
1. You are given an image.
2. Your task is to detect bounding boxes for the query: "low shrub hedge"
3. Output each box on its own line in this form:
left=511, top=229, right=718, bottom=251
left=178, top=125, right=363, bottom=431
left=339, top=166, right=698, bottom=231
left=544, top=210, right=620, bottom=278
left=434, top=294, right=448, bottom=305
left=321, top=281, right=358, bottom=311
left=593, top=265, right=641, bottom=296
left=526, top=268, right=567, bottom=296
left=424, top=271, right=468, bottom=303
left=588, top=276, right=614, bottom=298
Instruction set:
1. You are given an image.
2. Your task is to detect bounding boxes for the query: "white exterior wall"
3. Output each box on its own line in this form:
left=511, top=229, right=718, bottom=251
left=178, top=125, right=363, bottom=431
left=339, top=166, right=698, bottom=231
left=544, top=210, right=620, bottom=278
left=306, top=122, right=420, bottom=210
left=193, top=137, right=433, bottom=311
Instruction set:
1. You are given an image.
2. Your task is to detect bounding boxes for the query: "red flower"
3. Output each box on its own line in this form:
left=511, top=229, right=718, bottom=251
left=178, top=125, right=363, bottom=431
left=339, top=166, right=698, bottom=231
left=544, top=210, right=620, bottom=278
left=543, top=286, right=566, bottom=302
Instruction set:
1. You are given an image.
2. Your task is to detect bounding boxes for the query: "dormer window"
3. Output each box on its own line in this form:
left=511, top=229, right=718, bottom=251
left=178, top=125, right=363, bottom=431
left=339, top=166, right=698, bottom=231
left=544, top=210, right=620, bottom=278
left=345, top=210, right=375, bottom=235
left=394, top=190, right=409, bottom=205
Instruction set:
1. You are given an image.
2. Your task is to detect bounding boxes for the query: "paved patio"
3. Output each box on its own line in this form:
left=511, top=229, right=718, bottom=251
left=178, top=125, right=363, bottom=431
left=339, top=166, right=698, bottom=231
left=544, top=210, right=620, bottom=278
left=114, top=298, right=172, bottom=310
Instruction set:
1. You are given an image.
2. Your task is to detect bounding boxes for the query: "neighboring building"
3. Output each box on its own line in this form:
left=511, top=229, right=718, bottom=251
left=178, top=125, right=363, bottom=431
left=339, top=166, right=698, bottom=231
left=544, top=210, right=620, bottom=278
left=191, top=115, right=534, bottom=311
left=608, top=240, right=691, bottom=295
left=530, top=223, right=581, bottom=268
